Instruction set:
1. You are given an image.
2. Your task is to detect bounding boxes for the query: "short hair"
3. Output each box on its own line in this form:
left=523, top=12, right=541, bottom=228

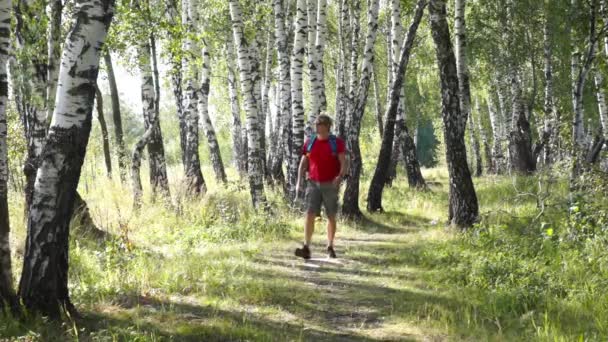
left=315, top=113, right=333, bottom=127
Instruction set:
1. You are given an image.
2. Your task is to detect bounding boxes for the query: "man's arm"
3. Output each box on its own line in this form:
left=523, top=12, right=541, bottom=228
left=296, top=155, right=309, bottom=188
left=338, top=152, right=348, bottom=178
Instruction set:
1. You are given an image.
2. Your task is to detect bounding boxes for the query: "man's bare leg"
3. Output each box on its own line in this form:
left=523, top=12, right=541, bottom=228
left=305, top=212, right=316, bottom=246
left=327, top=215, right=337, bottom=247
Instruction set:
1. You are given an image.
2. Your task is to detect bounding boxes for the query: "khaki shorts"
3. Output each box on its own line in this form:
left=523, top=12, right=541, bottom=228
left=306, top=181, right=339, bottom=217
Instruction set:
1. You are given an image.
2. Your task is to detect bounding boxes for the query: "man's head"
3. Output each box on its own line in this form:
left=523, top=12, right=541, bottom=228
left=315, top=113, right=333, bottom=137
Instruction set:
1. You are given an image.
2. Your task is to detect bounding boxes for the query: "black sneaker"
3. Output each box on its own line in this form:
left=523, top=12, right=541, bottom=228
left=295, top=245, right=311, bottom=259
left=327, top=246, right=337, bottom=259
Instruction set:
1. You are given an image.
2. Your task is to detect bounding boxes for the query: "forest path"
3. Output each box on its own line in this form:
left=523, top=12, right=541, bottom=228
left=78, top=211, right=455, bottom=341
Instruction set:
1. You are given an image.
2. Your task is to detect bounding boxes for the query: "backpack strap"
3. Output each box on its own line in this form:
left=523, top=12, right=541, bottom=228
left=306, top=134, right=317, bottom=155
left=329, top=134, right=338, bottom=156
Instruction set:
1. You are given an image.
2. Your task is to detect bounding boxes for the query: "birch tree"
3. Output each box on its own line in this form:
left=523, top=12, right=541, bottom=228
left=305, top=0, right=327, bottom=134
left=0, top=0, right=16, bottom=310
left=342, top=0, right=380, bottom=218
left=288, top=0, right=307, bottom=198
left=45, top=0, right=63, bottom=124
left=18, top=0, right=115, bottom=317
left=229, top=0, right=267, bottom=208
left=269, top=0, right=291, bottom=184
left=367, top=0, right=426, bottom=212
left=103, top=51, right=127, bottom=182
left=199, top=46, right=227, bottom=183
left=429, top=0, right=479, bottom=228
left=181, top=0, right=207, bottom=194
left=227, top=40, right=247, bottom=176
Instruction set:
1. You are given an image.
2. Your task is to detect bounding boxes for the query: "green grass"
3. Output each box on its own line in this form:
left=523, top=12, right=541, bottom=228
left=2, top=165, right=607, bottom=341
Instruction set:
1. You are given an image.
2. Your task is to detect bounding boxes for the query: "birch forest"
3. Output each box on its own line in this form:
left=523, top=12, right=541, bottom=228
left=0, top=0, right=607, bottom=340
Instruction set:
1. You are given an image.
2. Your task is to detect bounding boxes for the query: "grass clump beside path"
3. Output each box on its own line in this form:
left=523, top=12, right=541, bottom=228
left=1, top=167, right=607, bottom=341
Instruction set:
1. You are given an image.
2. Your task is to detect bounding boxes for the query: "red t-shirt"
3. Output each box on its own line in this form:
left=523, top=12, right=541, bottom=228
left=301, top=136, right=346, bottom=182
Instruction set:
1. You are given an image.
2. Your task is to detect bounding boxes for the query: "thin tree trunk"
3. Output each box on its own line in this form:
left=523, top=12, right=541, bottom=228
left=18, top=0, right=114, bottom=318
left=230, top=0, right=267, bottom=208
left=181, top=0, right=207, bottom=195
left=477, top=99, right=492, bottom=173
left=199, top=46, right=227, bottom=183
left=342, top=0, right=380, bottom=219
left=227, top=40, right=247, bottom=177
left=45, top=0, right=63, bottom=125
left=271, top=0, right=291, bottom=186
left=429, top=0, right=478, bottom=228
left=367, top=0, right=426, bottom=212
left=487, top=95, right=503, bottom=173
left=14, top=2, right=48, bottom=213
left=335, top=0, right=350, bottom=139
left=288, top=0, right=308, bottom=200
left=306, top=0, right=327, bottom=135
left=596, top=70, right=608, bottom=136
left=165, top=0, right=187, bottom=169
left=0, top=0, right=16, bottom=310
left=103, top=51, right=127, bottom=182
left=95, top=84, right=112, bottom=179
left=468, top=102, right=482, bottom=176
left=542, top=16, right=555, bottom=166
left=372, top=67, right=383, bottom=138
left=147, top=34, right=171, bottom=199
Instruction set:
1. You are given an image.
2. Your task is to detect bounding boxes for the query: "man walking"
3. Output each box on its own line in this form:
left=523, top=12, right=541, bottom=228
left=295, top=114, right=348, bottom=259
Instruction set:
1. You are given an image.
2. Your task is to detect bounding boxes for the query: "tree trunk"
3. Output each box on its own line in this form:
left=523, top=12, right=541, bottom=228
left=0, top=0, right=16, bottom=310
left=542, top=16, right=555, bottom=167
left=147, top=35, right=170, bottom=200
left=346, top=0, right=362, bottom=126
left=230, top=0, right=267, bottom=209
left=199, top=46, right=227, bottom=183
left=165, top=0, right=187, bottom=169
left=366, top=0, right=426, bottom=212
left=270, top=0, right=291, bottom=186
left=477, top=99, right=493, bottom=173
left=305, top=0, right=327, bottom=135
left=18, top=0, right=114, bottom=318
left=95, top=84, right=112, bottom=179
left=287, top=0, right=308, bottom=200
left=372, top=67, right=383, bottom=138
left=103, top=51, right=127, bottom=182
left=468, top=102, right=482, bottom=176
left=487, top=95, right=503, bottom=173
left=429, top=0, right=478, bottom=228
left=508, top=71, right=536, bottom=174
left=45, top=0, right=63, bottom=125
left=14, top=2, right=48, bottom=213
left=226, top=41, right=247, bottom=177
left=389, top=0, right=404, bottom=170
left=342, top=0, right=380, bottom=219
left=335, top=0, right=351, bottom=139
left=596, top=70, right=608, bottom=137
left=181, top=0, right=207, bottom=195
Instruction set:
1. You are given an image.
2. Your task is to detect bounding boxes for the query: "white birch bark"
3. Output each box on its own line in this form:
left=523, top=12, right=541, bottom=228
left=335, top=0, right=350, bottom=138
left=227, top=41, right=247, bottom=176
left=594, top=70, right=608, bottom=137
left=199, top=46, right=227, bottom=183
left=288, top=0, right=308, bottom=198
left=181, top=0, right=206, bottom=194
left=229, top=0, right=267, bottom=208
left=487, top=95, right=503, bottom=173
left=455, top=0, right=471, bottom=133
left=271, top=0, right=291, bottom=183
left=306, top=0, right=327, bottom=134
left=0, top=0, right=15, bottom=308
left=18, top=0, right=114, bottom=317
left=45, top=0, right=63, bottom=125
left=342, top=0, right=380, bottom=217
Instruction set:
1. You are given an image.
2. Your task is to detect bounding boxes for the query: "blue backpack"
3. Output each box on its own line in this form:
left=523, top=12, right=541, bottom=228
left=306, top=134, right=338, bottom=156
